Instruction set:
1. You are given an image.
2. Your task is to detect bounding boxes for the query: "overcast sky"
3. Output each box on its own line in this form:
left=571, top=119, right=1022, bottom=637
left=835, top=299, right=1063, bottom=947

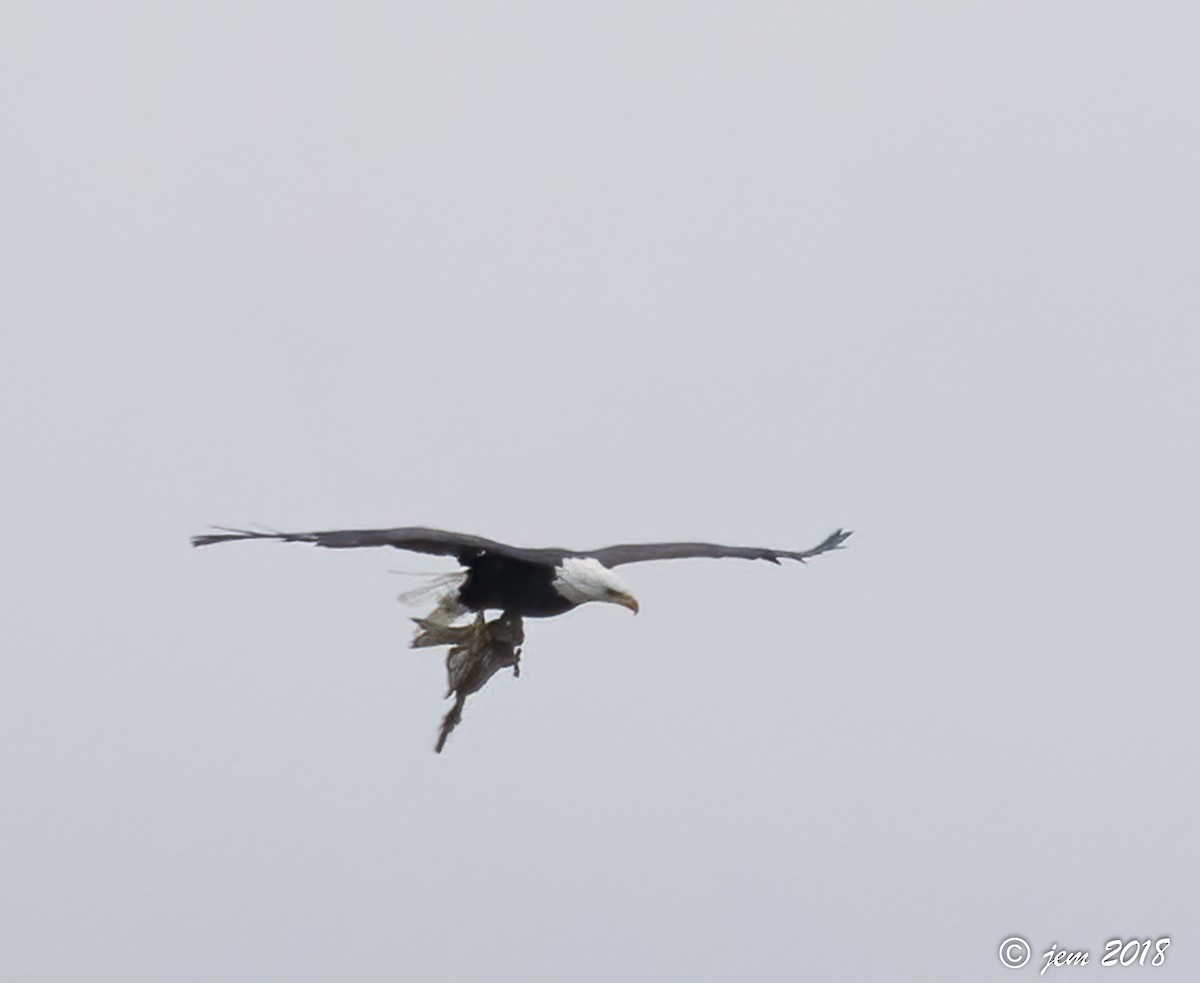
left=3, top=3, right=1198, bottom=981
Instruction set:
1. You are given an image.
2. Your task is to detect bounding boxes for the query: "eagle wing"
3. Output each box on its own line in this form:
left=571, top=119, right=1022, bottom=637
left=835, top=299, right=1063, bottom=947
left=191, top=526, right=560, bottom=564
left=582, top=528, right=851, bottom=567
left=192, top=525, right=851, bottom=567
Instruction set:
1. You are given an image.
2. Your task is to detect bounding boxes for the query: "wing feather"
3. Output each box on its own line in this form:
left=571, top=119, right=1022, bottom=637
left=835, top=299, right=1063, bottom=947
left=191, top=526, right=560, bottom=563
left=582, top=528, right=851, bottom=567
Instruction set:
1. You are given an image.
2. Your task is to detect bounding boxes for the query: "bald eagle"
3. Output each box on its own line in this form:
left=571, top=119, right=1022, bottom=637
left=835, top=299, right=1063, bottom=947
left=192, top=525, right=850, bottom=750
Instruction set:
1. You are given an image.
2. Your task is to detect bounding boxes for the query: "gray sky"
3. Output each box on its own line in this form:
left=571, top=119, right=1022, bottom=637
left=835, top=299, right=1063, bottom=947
left=3, top=3, right=1198, bottom=980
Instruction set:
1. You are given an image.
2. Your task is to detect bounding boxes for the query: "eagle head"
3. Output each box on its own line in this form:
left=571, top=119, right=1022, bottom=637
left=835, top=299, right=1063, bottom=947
left=552, top=557, right=639, bottom=614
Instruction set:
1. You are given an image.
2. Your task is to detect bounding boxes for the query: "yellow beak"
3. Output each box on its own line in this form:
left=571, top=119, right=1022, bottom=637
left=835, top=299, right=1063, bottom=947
left=615, top=593, right=640, bottom=614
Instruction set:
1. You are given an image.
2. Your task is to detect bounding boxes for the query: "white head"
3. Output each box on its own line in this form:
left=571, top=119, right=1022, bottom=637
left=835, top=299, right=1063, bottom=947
left=552, top=557, right=639, bottom=613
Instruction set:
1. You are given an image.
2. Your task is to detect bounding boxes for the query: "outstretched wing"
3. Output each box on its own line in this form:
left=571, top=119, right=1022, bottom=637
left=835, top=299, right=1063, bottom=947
left=582, top=528, right=851, bottom=567
left=192, top=525, right=851, bottom=567
left=191, top=526, right=559, bottom=564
